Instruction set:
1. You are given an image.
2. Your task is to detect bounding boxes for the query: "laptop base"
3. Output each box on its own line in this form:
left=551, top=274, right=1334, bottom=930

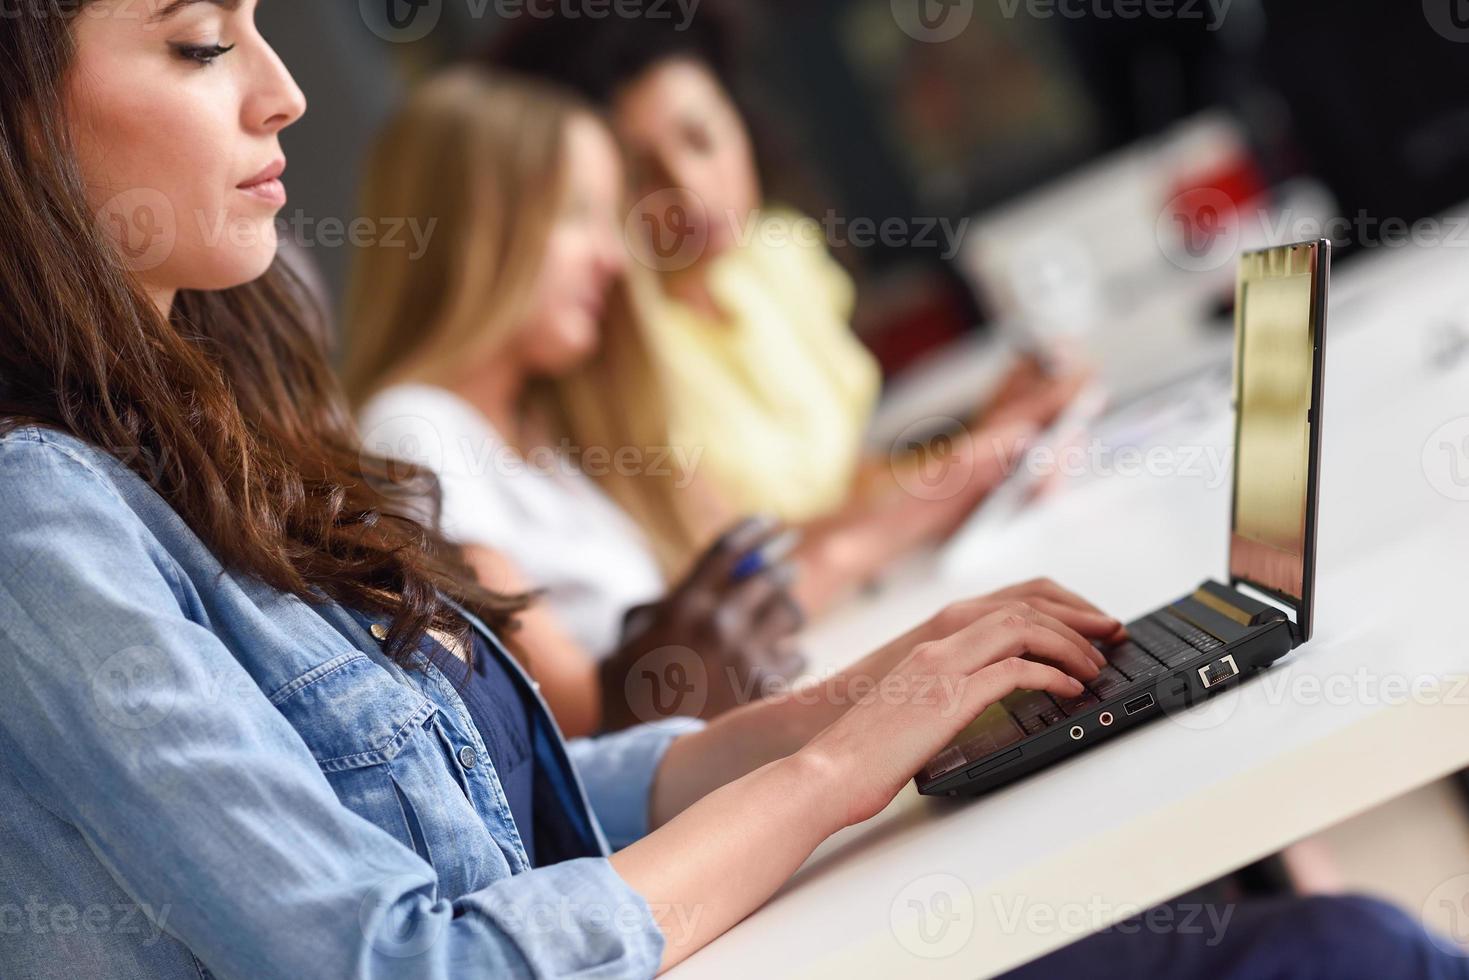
left=916, top=580, right=1298, bottom=798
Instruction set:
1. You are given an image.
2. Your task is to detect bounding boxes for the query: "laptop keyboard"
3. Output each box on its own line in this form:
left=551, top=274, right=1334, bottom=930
left=1002, top=610, right=1225, bottom=736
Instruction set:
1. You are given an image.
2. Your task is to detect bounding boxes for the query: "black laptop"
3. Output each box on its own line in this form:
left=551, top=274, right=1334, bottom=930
left=918, top=239, right=1330, bottom=797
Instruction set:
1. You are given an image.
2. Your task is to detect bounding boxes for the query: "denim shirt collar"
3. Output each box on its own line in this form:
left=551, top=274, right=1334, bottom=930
left=330, top=601, right=611, bottom=865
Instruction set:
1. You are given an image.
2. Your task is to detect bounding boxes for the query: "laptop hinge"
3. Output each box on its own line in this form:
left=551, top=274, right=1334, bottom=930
left=1226, top=581, right=1300, bottom=640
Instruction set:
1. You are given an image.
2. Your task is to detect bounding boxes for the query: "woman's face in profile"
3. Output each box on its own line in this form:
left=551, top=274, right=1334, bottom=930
left=613, top=57, right=761, bottom=266
left=516, top=113, right=629, bottom=377
left=66, top=0, right=306, bottom=304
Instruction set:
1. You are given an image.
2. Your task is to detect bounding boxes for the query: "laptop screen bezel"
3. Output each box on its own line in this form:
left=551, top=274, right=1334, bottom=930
left=1228, top=239, right=1329, bottom=643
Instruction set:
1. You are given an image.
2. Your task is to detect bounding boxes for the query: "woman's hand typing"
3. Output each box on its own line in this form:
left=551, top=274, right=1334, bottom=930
left=617, top=578, right=1124, bottom=971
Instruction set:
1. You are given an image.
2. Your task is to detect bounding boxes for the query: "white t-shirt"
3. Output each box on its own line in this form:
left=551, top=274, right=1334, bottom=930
left=358, top=384, right=666, bottom=659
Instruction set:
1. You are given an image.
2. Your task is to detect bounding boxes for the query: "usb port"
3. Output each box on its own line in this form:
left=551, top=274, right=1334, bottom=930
left=1198, top=654, right=1240, bottom=689
left=1123, top=693, right=1155, bottom=716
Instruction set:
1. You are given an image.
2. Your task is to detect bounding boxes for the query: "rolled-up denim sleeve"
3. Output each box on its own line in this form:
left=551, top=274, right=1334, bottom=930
left=566, top=718, right=704, bottom=850
left=0, top=437, right=664, bottom=979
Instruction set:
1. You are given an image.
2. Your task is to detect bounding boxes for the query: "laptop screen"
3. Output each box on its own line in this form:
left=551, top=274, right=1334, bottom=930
left=1229, top=242, right=1327, bottom=632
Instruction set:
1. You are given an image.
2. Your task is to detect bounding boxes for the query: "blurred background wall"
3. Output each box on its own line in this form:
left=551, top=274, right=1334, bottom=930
left=260, top=0, right=1469, bottom=372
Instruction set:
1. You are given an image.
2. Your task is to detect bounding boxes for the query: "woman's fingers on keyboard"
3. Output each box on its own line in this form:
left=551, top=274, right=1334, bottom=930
left=989, top=579, right=1125, bottom=647
left=1028, top=598, right=1121, bottom=654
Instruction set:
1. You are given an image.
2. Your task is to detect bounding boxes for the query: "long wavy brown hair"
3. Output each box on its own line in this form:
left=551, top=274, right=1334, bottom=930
left=0, top=1, right=524, bottom=664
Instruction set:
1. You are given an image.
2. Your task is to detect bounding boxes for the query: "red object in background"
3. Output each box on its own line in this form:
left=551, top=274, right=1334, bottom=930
left=866, top=147, right=1271, bottom=380
left=1180, top=150, right=1266, bottom=212
left=1165, top=149, right=1268, bottom=257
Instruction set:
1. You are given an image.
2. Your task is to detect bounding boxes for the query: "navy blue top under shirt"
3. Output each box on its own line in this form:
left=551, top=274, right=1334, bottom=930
left=347, top=607, right=597, bottom=868
left=428, top=636, right=538, bottom=865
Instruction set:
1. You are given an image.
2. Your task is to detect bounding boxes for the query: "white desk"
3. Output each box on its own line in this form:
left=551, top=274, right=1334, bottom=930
left=670, top=238, right=1469, bottom=978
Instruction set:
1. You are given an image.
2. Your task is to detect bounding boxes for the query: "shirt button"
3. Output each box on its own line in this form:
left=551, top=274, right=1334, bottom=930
left=457, top=745, right=478, bottom=770
left=369, top=623, right=389, bottom=641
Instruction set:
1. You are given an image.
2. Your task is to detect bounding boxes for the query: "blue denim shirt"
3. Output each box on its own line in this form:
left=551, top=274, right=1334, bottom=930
left=0, top=426, right=687, bottom=979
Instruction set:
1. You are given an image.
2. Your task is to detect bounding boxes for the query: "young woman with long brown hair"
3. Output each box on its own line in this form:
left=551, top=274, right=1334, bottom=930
left=0, top=3, right=1456, bottom=979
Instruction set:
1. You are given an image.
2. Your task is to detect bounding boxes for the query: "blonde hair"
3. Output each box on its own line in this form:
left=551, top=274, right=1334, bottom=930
left=343, top=67, right=705, bottom=570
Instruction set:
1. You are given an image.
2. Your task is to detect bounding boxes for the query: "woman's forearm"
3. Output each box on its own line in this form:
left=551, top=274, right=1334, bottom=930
left=625, top=580, right=1120, bottom=971
left=646, top=694, right=819, bottom=824
left=644, top=589, right=1082, bottom=820
left=646, top=618, right=928, bottom=825
left=612, top=751, right=845, bottom=972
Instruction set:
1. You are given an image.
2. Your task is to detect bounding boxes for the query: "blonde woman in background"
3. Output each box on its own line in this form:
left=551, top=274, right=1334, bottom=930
left=343, top=65, right=1045, bottom=740
left=346, top=70, right=807, bottom=737
left=346, top=67, right=1043, bottom=736
left=485, top=13, right=1091, bottom=613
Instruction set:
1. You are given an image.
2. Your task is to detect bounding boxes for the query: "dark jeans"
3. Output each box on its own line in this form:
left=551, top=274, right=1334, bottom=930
left=1005, top=895, right=1468, bottom=979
